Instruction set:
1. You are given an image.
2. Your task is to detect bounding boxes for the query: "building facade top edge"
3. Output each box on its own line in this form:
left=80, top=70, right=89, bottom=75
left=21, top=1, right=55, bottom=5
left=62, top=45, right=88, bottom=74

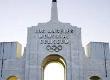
left=86, top=42, right=109, bottom=46
left=0, top=41, right=20, bottom=44
left=28, top=22, right=81, bottom=30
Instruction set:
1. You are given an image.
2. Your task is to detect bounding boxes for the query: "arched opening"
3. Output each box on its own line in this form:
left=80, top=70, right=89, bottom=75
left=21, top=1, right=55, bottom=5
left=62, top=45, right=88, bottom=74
left=44, top=62, right=64, bottom=80
left=42, top=54, right=66, bottom=80
left=7, top=76, right=18, bottom=80
left=90, top=76, right=101, bottom=80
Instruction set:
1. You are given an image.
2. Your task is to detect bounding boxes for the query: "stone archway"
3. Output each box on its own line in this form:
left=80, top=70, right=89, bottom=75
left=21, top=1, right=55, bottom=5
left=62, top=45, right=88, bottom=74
left=90, top=76, right=101, bottom=80
left=7, top=76, right=18, bottom=80
left=42, top=54, right=66, bottom=80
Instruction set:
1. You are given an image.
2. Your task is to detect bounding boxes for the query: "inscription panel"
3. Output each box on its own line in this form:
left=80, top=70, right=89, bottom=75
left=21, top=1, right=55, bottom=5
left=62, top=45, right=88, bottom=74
left=35, top=28, right=74, bottom=52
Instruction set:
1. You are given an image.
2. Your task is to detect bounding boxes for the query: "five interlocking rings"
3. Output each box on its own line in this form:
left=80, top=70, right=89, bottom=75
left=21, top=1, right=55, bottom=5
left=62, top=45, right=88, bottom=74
left=46, top=45, right=62, bottom=52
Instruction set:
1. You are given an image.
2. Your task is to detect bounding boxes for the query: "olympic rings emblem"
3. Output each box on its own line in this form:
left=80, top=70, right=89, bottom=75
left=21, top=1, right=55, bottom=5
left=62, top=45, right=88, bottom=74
left=46, top=45, right=62, bottom=52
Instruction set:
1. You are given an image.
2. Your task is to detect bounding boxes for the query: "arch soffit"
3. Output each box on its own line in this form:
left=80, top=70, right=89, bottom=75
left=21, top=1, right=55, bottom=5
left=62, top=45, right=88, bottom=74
left=89, top=75, right=101, bottom=80
left=7, top=76, right=18, bottom=80
left=42, top=54, right=66, bottom=68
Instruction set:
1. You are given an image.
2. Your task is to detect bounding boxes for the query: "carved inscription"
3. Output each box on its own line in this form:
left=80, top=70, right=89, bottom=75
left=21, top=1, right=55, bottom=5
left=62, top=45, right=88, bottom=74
left=35, top=29, right=74, bottom=34
left=35, top=29, right=74, bottom=52
left=35, top=29, right=73, bottom=44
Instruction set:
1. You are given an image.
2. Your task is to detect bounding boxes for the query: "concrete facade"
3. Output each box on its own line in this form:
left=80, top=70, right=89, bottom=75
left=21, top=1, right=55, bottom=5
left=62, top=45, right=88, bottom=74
left=0, top=0, right=110, bottom=80
left=83, top=42, right=110, bottom=80
left=0, top=42, right=24, bottom=80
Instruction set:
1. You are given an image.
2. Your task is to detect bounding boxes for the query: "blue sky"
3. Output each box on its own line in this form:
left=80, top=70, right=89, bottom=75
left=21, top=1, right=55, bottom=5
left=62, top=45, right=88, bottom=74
left=0, top=0, right=110, bottom=47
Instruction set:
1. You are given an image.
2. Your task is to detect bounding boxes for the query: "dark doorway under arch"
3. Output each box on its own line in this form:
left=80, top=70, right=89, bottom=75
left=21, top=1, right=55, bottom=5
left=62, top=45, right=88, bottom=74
left=90, top=76, right=101, bottom=80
